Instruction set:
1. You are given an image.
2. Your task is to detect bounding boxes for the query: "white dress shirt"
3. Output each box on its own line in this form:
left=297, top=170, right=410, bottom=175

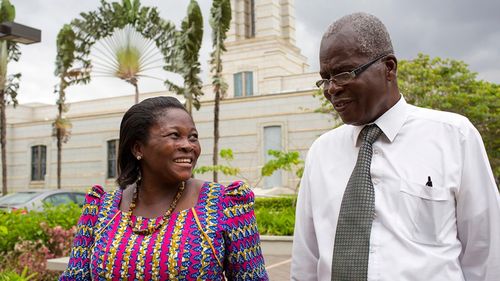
left=291, top=96, right=500, bottom=281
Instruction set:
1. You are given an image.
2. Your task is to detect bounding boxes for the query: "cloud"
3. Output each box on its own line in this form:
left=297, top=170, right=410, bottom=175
left=295, top=0, right=500, bottom=81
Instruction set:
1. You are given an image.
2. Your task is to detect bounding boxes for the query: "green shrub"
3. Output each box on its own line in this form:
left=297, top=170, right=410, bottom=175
left=255, top=196, right=296, bottom=210
left=0, top=203, right=78, bottom=280
left=0, top=267, right=37, bottom=281
left=254, top=196, right=296, bottom=236
left=0, top=196, right=297, bottom=254
left=0, top=203, right=81, bottom=253
left=0, top=197, right=298, bottom=251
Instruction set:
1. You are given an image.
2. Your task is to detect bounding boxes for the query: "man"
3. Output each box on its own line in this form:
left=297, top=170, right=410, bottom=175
left=291, top=12, right=500, bottom=281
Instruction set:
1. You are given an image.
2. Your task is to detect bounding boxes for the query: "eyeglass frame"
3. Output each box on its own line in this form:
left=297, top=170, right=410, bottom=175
left=315, top=53, right=390, bottom=89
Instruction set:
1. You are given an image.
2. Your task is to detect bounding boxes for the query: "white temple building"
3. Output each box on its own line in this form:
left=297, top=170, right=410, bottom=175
left=4, top=0, right=333, bottom=194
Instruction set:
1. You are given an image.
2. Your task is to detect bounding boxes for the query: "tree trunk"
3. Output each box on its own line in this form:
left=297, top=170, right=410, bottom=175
left=186, top=89, right=193, bottom=116
left=213, top=85, right=220, bottom=182
left=212, top=33, right=224, bottom=182
left=0, top=89, right=7, bottom=195
left=56, top=95, right=63, bottom=189
left=56, top=79, right=66, bottom=190
left=134, top=82, right=139, bottom=104
left=57, top=127, right=62, bottom=189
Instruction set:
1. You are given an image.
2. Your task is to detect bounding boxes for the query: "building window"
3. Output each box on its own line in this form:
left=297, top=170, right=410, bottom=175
left=263, top=125, right=282, bottom=188
left=244, top=0, right=255, bottom=38
left=234, top=71, right=253, bottom=97
left=31, top=145, right=46, bottom=181
left=107, top=139, right=119, bottom=178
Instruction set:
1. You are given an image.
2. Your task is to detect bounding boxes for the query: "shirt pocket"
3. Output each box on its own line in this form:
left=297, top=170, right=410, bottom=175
left=398, top=179, right=455, bottom=245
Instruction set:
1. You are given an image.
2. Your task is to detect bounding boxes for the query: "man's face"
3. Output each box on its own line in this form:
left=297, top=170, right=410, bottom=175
left=319, top=28, right=397, bottom=125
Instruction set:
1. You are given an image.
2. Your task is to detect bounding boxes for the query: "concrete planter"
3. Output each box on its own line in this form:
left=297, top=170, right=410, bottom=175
left=260, top=235, right=293, bottom=256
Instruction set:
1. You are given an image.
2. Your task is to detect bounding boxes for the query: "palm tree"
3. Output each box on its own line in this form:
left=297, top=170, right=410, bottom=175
left=164, top=0, right=203, bottom=115
left=68, top=0, right=202, bottom=110
left=209, top=0, right=231, bottom=182
left=53, top=24, right=89, bottom=189
left=0, top=0, right=21, bottom=195
left=89, top=24, right=165, bottom=104
left=70, top=0, right=177, bottom=105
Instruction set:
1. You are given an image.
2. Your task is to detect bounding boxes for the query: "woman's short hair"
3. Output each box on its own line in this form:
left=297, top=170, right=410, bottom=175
left=116, top=96, right=188, bottom=188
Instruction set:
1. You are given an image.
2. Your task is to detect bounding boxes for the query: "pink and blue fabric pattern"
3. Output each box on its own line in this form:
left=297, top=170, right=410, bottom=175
left=60, top=181, right=268, bottom=280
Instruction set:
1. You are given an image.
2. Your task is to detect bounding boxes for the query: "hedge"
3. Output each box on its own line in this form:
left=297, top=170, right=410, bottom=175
left=0, top=196, right=296, bottom=253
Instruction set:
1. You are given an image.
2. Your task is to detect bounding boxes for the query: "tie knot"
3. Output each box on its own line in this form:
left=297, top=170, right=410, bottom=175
left=361, top=124, right=382, bottom=145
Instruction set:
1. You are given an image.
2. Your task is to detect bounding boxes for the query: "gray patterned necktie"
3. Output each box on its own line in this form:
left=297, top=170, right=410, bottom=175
left=331, top=124, right=383, bottom=281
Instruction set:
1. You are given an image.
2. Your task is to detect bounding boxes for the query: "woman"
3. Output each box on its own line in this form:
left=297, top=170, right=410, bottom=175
left=61, top=96, right=268, bottom=280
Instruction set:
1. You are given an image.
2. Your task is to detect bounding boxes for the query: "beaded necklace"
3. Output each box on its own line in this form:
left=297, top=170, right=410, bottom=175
left=126, top=181, right=185, bottom=235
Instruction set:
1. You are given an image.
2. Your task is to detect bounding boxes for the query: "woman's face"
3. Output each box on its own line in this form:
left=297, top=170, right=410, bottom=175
left=136, top=108, right=201, bottom=183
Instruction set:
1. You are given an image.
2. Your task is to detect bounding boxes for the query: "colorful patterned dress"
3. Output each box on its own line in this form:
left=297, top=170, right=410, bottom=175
left=60, top=181, right=268, bottom=280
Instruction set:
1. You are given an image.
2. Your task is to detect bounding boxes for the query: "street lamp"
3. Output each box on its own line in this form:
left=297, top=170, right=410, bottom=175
left=0, top=21, right=41, bottom=44
left=0, top=21, right=41, bottom=196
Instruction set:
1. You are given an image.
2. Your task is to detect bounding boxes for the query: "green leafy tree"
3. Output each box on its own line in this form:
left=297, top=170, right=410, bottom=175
left=0, top=0, right=21, bottom=195
left=53, top=24, right=89, bottom=189
left=315, top=53, right=500, bottom=183
left=65, top=0, right=204, bottom=113
left=164, top=0, right=204, bottom=115
left=209, top=0, right=231, bottom=181
left=69, top=0, right=203, bottom=109
left=398, top=54, right=499, bottom=183
left=261, top=150, right=304, bottom=182
left=195, top=148, right=304, bottom=190
left=193, top=148, right=240, bottom=177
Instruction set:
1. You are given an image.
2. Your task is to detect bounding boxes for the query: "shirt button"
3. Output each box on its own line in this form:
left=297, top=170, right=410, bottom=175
left=373, top=149, right=379, bottom=155
left=373, top=178, right=380, bottom=185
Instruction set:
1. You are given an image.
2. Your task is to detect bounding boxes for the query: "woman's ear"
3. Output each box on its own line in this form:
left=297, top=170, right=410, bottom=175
left=383, top=55, right=398, bottom=81
left=132, top=141, right=143, bottom=159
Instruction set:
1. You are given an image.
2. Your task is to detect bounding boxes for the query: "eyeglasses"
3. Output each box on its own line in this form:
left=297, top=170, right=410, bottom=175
left=316, top=53, right=389, bottom=89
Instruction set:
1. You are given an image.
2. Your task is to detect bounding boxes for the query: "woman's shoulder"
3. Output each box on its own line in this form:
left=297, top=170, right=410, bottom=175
left=220, top=180, right=254, bottom=205
left=82, top=184, right=105, bottom=204
left=200, top=180, right=254, bottom=207
left=83, top=184, right=121, bottom=206
left=87, top=184, right=105, bottom=197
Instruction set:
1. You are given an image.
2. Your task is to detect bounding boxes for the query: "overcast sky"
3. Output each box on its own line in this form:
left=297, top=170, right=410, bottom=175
left=8, top=0, right=500, bottom=105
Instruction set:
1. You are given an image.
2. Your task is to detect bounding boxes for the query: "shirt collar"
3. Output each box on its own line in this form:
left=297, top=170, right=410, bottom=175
left=350, top=95, right=408, bottom=145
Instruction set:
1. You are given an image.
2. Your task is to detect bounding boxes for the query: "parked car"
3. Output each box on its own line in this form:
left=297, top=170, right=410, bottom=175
left=0, top=189, right=86, bottom=212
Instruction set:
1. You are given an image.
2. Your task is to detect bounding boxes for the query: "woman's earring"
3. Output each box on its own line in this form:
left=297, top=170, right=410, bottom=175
left=136, top=168, right=142, bottom=183
left=137, top=155, right=142, bottom=160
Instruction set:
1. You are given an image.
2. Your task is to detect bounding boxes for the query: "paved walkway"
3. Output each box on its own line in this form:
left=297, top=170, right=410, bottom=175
left=265, top=254, right=291, bottom=280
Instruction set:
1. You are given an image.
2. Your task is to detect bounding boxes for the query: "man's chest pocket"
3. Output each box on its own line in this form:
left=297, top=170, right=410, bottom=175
left=398, top=179, right=456, bottom=245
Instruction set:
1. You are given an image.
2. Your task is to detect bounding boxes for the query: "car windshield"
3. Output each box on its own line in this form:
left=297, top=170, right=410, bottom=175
left=0, top=192, right=42, bottom=205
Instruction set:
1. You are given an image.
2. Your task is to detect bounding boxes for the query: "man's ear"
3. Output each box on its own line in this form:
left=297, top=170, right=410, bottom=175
left=383, top=55, right=398, bottom=81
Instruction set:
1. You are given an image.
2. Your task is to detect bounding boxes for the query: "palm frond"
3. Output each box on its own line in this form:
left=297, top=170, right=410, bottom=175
left=89, top=24, right=164, bottom=84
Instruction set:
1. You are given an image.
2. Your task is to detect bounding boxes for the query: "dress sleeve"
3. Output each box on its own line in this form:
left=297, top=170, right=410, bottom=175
left=221, top=181, right=268, bottom=280
left=59, top=185, right=105, bottom=280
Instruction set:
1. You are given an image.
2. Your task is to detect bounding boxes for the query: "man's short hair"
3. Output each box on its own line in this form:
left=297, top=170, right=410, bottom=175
left=323, top=12, right=394, bottom=58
